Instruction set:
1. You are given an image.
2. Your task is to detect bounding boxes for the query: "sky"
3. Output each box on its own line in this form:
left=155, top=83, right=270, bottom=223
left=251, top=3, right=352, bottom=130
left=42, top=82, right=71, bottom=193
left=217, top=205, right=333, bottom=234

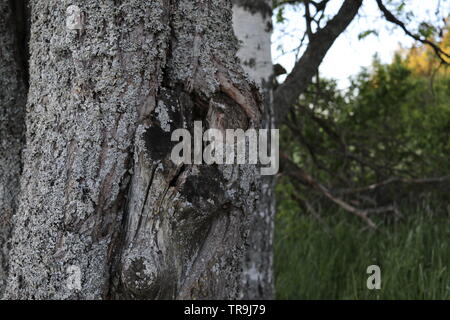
left=272, top=0, right=449, bottom=89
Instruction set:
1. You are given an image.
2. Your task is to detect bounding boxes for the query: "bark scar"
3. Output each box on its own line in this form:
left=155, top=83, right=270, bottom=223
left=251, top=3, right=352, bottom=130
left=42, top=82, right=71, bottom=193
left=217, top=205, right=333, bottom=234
left=216, top=71, right=262, bottom=124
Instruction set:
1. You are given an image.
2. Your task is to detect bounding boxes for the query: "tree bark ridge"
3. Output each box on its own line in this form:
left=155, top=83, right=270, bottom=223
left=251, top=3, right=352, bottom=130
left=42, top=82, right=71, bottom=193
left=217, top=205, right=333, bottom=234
left=4, top=0, right=262, bottom=300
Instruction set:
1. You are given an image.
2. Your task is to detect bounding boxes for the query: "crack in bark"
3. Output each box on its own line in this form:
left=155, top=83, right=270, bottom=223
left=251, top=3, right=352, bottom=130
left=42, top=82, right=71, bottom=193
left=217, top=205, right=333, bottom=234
left=134, top=163, right=158, bottom=243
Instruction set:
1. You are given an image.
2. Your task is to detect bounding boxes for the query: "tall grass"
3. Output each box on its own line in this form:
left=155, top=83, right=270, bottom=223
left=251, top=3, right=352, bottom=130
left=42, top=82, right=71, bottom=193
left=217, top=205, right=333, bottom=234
left=274, top=201, right=450, bottom=299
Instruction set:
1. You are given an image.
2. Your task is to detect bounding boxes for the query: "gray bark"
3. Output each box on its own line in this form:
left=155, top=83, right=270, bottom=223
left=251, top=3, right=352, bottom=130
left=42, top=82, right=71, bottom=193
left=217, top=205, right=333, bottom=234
left=232, top=0, right=275, bottom=299
left=4, top=0, right=262, bottom=299
left=0, top=0, right=27, bottom=296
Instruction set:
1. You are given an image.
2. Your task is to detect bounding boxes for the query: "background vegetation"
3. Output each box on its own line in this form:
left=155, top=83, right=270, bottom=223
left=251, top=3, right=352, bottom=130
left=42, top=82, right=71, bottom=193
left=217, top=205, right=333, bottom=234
left=275, top=32, right=450, bottom=299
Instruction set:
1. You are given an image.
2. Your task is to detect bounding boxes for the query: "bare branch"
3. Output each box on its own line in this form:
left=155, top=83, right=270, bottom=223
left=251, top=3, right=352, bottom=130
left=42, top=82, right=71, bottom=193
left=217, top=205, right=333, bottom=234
left=274, top=0, right=363, bottom=124
left=376, top=0, right=450, bottom=65
left=336, top=175, right=450, bottom=195
left=281, top=153, right=377, bottom=228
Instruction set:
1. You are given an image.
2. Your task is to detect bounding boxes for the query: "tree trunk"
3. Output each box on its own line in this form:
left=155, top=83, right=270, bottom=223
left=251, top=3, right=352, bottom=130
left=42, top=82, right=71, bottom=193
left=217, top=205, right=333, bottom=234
left=4, top=0, right=262, bottom=300
left=0, top=0, right=28, bottom=296
left=232, top=0, right=275, bottom=299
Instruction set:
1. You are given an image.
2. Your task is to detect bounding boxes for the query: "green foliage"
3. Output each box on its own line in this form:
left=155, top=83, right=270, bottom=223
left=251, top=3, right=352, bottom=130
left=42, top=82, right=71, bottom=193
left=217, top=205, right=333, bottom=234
left=358, top=29, right=379, bottom=40
left=344, top=55, right=450, bottom=179
left=281, top=53, right=450, bottom=209
left=274, top=200, right=450, bottom=299
left=273, top=0, right=303, bottom=9
left=275, top=6, right=285, bottom=23
left=352, top=56, right=450, bottom=176
left=275, top=43, right=450, bottom=299
left=418, top=22, right=437, bottom=39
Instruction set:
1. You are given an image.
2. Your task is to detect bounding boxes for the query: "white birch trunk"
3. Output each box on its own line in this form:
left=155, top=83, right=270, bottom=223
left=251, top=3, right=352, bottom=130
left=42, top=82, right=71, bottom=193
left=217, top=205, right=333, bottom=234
left=233, top=0, right=276, bottom=299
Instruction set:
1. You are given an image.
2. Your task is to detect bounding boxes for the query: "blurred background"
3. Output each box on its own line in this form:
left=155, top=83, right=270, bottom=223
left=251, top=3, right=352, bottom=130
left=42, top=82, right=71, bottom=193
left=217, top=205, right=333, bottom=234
left=271, top=0, right=449, bottom=299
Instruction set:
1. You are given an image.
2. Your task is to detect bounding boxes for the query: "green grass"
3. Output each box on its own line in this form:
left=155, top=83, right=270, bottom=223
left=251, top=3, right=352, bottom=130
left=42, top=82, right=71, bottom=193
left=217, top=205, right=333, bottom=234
left=274, top=202, right=450, bottom=300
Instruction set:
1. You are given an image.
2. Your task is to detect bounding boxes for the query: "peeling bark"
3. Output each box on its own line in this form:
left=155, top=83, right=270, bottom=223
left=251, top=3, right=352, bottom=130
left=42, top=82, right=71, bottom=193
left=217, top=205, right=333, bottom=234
left=233, top=0, right=275, bottom=299
left=4, top=0, right=262, bottom=300
left=0, top=0, right=27, bottom=296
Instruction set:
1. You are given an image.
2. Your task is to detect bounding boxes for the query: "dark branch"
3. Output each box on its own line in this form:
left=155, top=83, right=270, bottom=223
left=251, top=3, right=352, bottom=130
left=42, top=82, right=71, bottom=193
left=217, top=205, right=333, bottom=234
left=376, top=0, right=450, bottom=65
left=273, top=0, right=363, bottom=124
left=281, top=153, right=377, bottom=228
left=335, top=175, right=450, bottom=195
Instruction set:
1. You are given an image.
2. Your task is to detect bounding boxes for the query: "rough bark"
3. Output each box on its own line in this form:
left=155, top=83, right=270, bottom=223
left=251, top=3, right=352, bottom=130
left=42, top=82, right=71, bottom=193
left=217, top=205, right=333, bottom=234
left=232, top=0, right=275, bottom=299
left=0, top=0, right=28, bottom=296
left=4, top=0, right=262, bottom=299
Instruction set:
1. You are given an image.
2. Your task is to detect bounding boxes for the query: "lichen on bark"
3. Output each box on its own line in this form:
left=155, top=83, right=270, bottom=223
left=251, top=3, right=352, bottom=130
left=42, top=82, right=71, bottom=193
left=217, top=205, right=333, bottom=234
left=4, top=0, right=262, bottom=300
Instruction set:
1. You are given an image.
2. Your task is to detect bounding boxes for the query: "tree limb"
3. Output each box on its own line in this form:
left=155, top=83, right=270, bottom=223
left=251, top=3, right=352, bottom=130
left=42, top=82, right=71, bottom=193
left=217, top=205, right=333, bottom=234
left=281, top=153, right=377, bottom=228
left=273, top=0, right=363, bottom=124
left=336, top=175, right=450, bottom=195
left=375, top=0, right=450, bottom=65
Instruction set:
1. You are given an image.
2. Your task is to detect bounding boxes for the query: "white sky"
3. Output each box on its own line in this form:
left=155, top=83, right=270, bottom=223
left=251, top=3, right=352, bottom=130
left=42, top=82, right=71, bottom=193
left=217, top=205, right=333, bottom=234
left=272, top=0, right=449, bottom=88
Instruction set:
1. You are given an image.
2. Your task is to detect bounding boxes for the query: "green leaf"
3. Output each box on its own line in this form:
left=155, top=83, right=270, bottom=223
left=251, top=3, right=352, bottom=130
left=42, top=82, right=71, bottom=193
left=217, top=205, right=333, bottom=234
left=358, top=29, right=379, bottom=40
left=418, top=22, right=436, bottom=39
left=276, top=7, right=285, bottom=23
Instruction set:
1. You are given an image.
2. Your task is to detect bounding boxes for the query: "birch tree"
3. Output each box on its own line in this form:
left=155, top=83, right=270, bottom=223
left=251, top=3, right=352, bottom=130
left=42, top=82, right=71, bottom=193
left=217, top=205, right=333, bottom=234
left=233, top=0, right=275, bottom=299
